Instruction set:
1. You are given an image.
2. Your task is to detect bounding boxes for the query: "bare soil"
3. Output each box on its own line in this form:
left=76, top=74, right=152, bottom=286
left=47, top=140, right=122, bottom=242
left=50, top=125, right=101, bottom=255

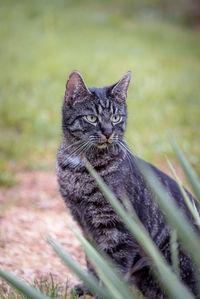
left=0, top=170, right=85, bottom=293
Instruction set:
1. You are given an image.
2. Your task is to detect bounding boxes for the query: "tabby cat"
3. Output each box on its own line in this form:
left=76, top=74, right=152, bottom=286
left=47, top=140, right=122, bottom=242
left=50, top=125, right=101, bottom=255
left=57, top=71, right=199, bottom=298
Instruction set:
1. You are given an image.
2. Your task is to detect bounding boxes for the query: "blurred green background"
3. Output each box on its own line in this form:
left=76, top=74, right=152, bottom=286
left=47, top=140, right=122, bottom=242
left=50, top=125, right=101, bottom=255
left=0, top=0, right=200, bottom=187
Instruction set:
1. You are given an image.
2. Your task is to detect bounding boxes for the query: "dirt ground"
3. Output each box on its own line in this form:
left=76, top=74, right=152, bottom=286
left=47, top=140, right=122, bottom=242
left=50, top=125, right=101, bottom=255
left=0, top=169, right=86, bottom=294
left=0, top=163, right=184, bottom=296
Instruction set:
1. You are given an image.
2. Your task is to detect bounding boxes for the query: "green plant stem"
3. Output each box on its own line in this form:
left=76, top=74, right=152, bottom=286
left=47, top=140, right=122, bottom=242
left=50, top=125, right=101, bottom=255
left=167, top=159, right=200, bottom=228
left=47, top=237, right=111, bottom=299
left=69, top=225, right=138, bottom=299
left=170, top=229, right=180, bottom=277
left=170, top=136, right=200, bottom=203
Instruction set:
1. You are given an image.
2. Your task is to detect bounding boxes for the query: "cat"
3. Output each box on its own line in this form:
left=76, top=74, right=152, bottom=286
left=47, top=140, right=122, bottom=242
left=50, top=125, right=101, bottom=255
left=56, top=71, right=199, bottom=298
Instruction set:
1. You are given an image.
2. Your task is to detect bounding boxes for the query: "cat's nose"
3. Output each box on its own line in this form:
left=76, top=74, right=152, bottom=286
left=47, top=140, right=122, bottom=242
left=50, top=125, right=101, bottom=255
left=102, top=127, right=112, bottom=140
left=104, top=133, right=111, bottom=139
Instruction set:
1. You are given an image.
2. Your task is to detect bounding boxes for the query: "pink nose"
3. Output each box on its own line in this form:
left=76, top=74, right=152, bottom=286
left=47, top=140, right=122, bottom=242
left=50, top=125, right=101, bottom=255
left=102, top=128, right=112, bottom=139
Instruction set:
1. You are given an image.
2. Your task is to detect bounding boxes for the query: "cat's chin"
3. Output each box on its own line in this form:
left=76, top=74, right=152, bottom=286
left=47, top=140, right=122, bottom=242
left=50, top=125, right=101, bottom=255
left=96, top=143, right=108, bottom=149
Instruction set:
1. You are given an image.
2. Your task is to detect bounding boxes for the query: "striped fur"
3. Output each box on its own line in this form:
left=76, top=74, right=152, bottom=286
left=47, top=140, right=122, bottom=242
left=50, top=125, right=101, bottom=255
left=57, top=71, right=199, bottom=298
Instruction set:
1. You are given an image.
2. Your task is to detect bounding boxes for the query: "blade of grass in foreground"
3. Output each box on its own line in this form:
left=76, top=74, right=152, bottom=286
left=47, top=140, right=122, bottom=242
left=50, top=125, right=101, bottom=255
left=0, top=268, right=50, bottom=299
left=170, top=229, right=180, bottom=278
left=167, top=160, right=200, bottom=228
left=170, top=137, right=200, bottom=203
left=47, top=237, right=111, bottom=299
left=135, top=159, right=200, bottom=271
left=85, top=160, right=194, bottom=299
left=70, top=226, right=138, bottom=299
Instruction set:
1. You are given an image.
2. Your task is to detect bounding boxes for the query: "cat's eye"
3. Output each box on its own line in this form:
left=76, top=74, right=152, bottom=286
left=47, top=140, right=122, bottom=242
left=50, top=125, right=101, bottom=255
left=111, top=115, right=122, bottom=123
left=85, top=115, right=98, bottom=123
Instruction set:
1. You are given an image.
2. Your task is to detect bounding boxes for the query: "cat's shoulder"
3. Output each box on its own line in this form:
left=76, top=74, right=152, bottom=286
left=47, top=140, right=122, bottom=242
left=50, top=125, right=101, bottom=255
left=133, top=156, right=194, bottom=204
left=134, top=156, right=181, bottom=188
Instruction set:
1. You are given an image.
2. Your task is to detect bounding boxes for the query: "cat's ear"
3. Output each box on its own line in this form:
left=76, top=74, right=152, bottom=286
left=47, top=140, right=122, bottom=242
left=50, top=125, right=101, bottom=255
left=64, top=71, right=92, bottom=105
left=109, top=71, right=131, bottom=101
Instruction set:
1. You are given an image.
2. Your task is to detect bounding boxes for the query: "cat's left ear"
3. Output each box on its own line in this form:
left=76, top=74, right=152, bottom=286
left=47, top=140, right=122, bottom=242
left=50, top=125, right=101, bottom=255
left=109, top=71, right=131, bottom=101
left=64, top=71, right=92, bottom=105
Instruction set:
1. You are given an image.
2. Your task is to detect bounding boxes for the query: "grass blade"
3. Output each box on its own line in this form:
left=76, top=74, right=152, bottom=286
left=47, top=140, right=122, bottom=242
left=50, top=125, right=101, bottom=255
left=136, top=159, right=200, bottom=270
left=47, top=237, right=111, bottom=299
left=70, top=226, right=138, bottom=299
left=0, top=268, right=50, bottom=299
left=85, top=160, right=194, bottom=299
left=170, top=136, right=200, bottom=203
left=170, top=229, right=180, bottom=277
left=167, top=159, right=200, bottom=228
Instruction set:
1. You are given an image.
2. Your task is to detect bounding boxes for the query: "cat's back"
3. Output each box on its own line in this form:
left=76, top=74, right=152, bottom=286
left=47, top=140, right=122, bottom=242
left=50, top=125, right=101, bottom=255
left=133, top=156, right=200, bottom=227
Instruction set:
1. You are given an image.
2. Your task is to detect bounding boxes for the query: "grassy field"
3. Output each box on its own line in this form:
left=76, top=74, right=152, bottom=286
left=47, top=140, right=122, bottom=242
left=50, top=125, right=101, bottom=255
left=0, top=0, right=200, bottom=186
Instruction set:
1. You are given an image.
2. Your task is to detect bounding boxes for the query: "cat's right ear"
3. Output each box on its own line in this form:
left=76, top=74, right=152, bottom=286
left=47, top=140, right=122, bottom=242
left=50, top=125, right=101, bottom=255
left=64, top=71, right=92, bottom=106
left=108, top=72, right=131, bottom=102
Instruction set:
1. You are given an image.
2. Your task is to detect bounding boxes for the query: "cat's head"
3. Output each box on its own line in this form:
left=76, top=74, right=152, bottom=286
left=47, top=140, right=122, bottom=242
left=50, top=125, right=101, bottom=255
left=62, top=71, right=131, bottom=152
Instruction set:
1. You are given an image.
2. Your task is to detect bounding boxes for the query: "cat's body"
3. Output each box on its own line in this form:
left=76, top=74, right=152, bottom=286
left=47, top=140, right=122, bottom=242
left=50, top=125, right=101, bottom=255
left=57, top=71, right=199, bottom=298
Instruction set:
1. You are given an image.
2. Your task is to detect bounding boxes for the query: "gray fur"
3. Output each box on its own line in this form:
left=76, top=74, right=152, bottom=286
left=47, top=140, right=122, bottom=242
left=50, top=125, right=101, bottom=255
left=57, top=71, right=199, bottom=298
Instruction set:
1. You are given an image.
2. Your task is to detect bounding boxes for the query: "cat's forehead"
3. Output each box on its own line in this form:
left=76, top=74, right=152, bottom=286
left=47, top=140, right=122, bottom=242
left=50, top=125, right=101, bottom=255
left=89, top=87, right=125, bottom=115
left=89, top=87, right=107, bottom=105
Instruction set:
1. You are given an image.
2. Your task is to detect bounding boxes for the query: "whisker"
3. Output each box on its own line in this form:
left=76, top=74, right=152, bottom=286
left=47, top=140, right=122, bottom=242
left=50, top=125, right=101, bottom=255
left=123, top=140, right=137, bottom=155
left=119, top=141, right=136, bottom=159
left=64, top=143, right=85, bottom=165
left=83, top=143, right=93, bottom=156
left=64, top=140, right=82, bottom=152
left=79, top=142, right=91, bottom=154
left=74, top=141, right=95, bottom=157
left=117, top=141, right=135, bottom=172
left=72, top=142, right=94, bottom=169
left=89, top=136, right=100, bottom=142
left=63, top=142, right=84, bottom=165
left=70, top=142, right=88, bottom=157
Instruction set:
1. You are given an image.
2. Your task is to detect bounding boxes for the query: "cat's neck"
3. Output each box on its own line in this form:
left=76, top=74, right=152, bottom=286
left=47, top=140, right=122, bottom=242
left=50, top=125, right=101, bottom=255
left=86, top=144, right=124, bottom=167
left=61, top=139, right=125, bottom=170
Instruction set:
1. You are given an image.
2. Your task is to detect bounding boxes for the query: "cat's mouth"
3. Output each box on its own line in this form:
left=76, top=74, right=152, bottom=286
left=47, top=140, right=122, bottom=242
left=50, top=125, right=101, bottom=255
left=95, top=134, right=115, bottom=149
left=96, top=140, right=114, bottom=149
left=97, top=142, right=109, bottom=149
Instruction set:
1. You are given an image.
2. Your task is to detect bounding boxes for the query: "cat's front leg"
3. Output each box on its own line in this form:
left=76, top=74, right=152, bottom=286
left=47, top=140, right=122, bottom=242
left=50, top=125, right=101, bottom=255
left=73, top=283, right=92, bottom=297
left=104, top=238, right=136, bottom=279
left=73, top=257, right=99, bottom=298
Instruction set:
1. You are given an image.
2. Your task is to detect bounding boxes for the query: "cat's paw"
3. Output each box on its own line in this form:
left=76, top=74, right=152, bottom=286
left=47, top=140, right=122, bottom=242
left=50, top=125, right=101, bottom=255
left=73, top=283, right=92, bottom=297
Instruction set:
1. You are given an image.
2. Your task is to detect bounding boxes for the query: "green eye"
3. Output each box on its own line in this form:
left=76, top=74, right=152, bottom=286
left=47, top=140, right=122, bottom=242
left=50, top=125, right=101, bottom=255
left=85, top=115, right=98, bottom=123
left=111, top=115, right=121, bottom=123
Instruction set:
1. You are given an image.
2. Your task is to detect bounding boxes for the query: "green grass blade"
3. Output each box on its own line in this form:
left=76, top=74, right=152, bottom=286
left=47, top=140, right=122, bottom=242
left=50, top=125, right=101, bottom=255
left=47, top=237, right=111, bottom=299
left=167, top=160, right=200, bottom=228
left=136, top=159, right=200, bottom=270
left=170, top=137, right=200, bottom=203
left=170, top=230, right=180, bottom=277
left=70, top=226, right=138, bottom=299
left=85, top=160, right=194, bottom=299
left=0, top=268, right=50, bottom=299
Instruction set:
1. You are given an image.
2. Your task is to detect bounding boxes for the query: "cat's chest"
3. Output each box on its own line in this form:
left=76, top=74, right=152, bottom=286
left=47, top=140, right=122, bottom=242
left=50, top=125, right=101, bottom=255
left=58, top=154, right=122, bottom=193
left=58, top=160, right=125, bottom=207
left=60, top=166, right=93, bottom=197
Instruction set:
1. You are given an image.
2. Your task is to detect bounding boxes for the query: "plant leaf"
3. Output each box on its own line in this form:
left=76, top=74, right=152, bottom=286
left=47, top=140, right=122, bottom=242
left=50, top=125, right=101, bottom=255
left=47, top=237, right=111, bottom=299
left=70, top=226, right=138, bottom=299
left=169, top=136, right=200, bottom=203
left=167, top=159, right=200, bottom=228
left=170, top=229, right=180, bottom=277
left=136, top=158, right=200, bottom=271
left=0, top=268, right=50, bottom=299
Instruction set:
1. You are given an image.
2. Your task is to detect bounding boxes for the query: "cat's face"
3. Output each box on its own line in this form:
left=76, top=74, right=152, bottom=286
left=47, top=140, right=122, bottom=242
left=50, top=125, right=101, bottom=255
left=62, top=71, right=131, bottom=152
